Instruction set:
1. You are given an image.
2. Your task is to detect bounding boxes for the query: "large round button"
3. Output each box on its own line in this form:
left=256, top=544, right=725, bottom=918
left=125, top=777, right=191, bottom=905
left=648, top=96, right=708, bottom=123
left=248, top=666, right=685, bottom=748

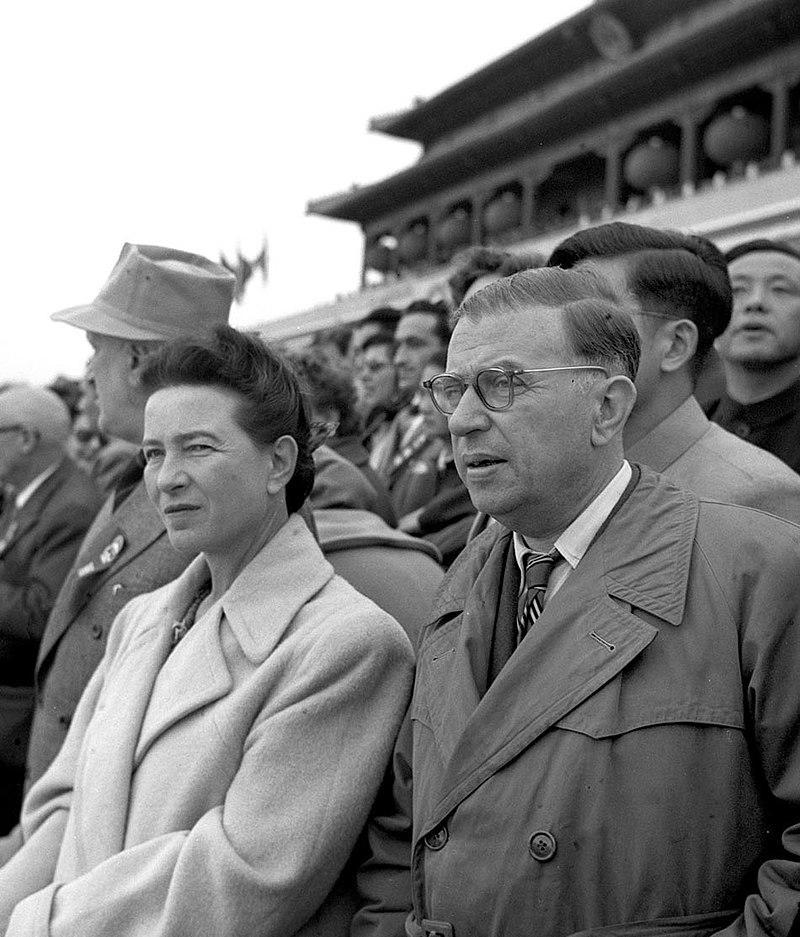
left=529, top=830, right=557, bottom=862
left=424, top=825, right=449, bottom=850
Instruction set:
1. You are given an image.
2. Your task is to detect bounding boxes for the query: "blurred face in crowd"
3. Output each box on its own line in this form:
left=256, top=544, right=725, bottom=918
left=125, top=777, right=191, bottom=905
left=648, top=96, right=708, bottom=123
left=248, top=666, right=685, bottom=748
left=143, top=385, right=294, bottom=567
left=445, top=307, right=611, bottom=538
left=417, top=362, right=451, bottom=443
left=394, top=313, right=446, bottom=394
left=357, top=343, right=396, bottom=412
left=717, top=251, right=800, bottom=368
left=86, top=332, right=150, bottom=444
left=350, top=323, right=384, bottom=364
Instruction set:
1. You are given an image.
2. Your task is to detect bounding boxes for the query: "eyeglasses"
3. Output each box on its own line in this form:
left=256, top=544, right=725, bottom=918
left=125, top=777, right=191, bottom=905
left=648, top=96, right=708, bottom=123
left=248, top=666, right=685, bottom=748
left=0, top=425, right=24, bottom=435
left=422, top=366, right=609, bottom=415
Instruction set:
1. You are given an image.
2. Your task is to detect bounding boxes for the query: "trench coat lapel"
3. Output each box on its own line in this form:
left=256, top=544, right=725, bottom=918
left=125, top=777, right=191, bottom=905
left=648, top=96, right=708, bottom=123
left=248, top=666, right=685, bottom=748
left=420, top=468, right=698, bottom=831
left=133, top=515, right=335, bottom=764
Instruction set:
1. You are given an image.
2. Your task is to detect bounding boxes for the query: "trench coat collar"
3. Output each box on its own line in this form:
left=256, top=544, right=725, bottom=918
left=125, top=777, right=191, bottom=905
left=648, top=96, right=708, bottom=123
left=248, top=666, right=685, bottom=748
left=418, top=466, right=699, bottom=830
left=434, top=465, right=697, bottom=630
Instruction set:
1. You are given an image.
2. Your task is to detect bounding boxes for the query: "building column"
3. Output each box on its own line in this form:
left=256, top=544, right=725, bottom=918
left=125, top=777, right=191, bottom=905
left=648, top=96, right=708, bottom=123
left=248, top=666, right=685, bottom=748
left=604, top=142, right=622, bottom=214
left=680, top=113, right=702, bottom=192
left=769, top=79, right=789, bottom=165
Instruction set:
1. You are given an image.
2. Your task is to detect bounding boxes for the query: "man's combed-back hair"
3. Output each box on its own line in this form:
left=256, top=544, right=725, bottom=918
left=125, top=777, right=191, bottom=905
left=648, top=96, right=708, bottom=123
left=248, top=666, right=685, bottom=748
left=289, top=347, right=362, bottom=438
left=403, top=299, right=453, bottom=346
left=140, top=324, right=314, bottom=515
left=458, top=265, right=640, bottom=380
left=548, top=221, right=731, bottom=366
left=448, top=246, right=545, bottom=306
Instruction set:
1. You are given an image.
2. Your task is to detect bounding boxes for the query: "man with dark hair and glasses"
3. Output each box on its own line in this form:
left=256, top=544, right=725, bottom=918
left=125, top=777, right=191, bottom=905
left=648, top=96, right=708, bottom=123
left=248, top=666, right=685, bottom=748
left=354, top=264, right=800, bottom=937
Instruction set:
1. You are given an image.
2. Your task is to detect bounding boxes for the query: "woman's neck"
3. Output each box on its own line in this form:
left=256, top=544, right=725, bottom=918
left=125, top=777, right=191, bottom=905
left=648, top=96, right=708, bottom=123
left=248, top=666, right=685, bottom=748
left=204, top=509, right=289, bottom=601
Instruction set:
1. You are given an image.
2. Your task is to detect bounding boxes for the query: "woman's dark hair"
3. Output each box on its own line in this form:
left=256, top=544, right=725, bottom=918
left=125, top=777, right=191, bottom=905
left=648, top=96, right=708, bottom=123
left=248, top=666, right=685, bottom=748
left=140, top=324, right=314, bottom=515
left=288, top=347, right=362, bottom=438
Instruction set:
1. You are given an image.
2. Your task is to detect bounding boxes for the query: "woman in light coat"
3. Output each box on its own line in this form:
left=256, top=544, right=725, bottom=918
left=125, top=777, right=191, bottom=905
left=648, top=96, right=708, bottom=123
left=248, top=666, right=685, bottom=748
left=0, top=326, right=414, bottom=937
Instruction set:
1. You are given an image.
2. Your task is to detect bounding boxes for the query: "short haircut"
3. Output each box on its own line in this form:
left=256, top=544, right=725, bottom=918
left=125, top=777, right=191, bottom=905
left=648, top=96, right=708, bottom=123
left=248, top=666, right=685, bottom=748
left=140, top=325, right=314, bottom=515
left=288, top=347, right=361, bottom=438
left=458, top=266, right=641, bottom=381
left=402, top=299, right=452, bottom=346
left=359, top=306, right=402, bottom=332
left=448, top=246, right=545, bottom=306
left=548, top=221, right=731, bottom=366
left=725, top=238, right=800, bottom=265
left=360, top=331, right=396, bottom=356
left=310, top=324, right=352, bottom=359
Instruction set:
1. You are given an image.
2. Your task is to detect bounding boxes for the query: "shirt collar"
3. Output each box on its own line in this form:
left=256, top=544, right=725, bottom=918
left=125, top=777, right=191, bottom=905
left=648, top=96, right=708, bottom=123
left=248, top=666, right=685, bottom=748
left=15, top=461, right=60, bottom=510
left=513, top=461, right=632, bottom=574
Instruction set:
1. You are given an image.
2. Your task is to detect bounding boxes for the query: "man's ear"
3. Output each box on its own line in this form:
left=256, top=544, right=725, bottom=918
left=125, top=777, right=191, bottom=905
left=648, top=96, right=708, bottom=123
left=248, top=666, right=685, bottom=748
left=658, top=319, right=698, bottom=374
left=127, top=341, right=159, bottom=385
left=266, top=435, right=299, bottom=496
left=591, top=375, right=637, bottom=447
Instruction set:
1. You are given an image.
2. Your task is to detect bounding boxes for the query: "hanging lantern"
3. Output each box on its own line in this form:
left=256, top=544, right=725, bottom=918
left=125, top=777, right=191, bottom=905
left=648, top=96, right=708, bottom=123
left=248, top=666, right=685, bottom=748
left=437, top=208, right=471, bottom=252
left=483, top=190, right=522, bottom=236
left=398, top=223, right=428, bottom=264
left=623, top=137, right=680, bottom=192
left=364, top=241, right=394, bottom=273
left=703, top=106, right=769, bottom=167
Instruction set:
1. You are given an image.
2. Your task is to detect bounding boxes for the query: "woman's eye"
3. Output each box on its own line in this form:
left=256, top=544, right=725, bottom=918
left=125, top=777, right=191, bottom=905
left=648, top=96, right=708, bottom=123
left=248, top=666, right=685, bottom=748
left=186, top=443, right=213, bottom=454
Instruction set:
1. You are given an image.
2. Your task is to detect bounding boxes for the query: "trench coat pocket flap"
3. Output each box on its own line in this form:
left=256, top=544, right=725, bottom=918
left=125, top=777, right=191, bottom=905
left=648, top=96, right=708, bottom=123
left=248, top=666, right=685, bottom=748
left=567, top=907, right=739, bottom=937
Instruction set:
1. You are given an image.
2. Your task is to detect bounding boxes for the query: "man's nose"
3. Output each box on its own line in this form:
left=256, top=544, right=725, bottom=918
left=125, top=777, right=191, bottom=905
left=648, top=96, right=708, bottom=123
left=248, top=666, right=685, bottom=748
left=448, top=384, right=491, bottom=437
left=743, top=284, right=768, bottom=311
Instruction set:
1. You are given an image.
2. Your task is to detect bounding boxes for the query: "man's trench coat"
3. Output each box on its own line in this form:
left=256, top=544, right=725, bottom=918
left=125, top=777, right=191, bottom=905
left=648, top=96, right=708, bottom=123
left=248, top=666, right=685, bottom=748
left=356, top=467, right=800, bottom=937
left=0, top=515, right=414, bottom=937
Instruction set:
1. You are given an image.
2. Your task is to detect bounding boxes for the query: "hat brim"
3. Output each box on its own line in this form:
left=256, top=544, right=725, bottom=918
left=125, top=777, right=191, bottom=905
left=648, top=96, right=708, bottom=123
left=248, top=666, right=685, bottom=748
left=50, top=302, right=171, bottom=342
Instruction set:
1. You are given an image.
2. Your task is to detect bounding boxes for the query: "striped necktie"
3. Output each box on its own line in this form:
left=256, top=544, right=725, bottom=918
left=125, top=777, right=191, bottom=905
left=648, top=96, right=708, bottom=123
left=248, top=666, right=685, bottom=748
left=516, top=548, right=559, bottom=645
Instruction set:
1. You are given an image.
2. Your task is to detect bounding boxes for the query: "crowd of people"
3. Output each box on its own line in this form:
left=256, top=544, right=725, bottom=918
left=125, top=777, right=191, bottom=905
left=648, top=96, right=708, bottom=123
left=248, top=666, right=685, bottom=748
left=1, top=222, right=800, bottom=936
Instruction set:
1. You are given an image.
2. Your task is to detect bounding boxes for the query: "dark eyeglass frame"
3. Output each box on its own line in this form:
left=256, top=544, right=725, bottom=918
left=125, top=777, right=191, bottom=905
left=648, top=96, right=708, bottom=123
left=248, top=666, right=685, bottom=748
left=422, top=366, right=610, bottom=415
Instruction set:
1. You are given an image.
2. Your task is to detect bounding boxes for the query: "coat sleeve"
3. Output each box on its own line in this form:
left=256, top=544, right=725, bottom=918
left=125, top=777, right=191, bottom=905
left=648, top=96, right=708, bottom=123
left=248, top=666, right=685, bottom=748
left=5, top=615, right=414, bottom=937
left=714, top=545, right=800, bottom=937
left=350, top=703, right=414, bottom=937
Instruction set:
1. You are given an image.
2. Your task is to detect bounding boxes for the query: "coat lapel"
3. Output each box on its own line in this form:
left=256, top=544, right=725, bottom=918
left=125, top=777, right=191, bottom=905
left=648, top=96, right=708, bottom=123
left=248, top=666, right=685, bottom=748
left=418, top=468, right=698, bottom=834
left=133, top=515, right=335, bottom=764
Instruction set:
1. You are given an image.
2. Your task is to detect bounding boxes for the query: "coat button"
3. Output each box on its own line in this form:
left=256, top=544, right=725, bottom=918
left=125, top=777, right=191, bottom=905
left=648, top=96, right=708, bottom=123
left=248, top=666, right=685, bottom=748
left=529, top=830, right=557, bottom=862
left=91, top=622, right=103, bottom=639
left=424, top=825, right=449, bottom=850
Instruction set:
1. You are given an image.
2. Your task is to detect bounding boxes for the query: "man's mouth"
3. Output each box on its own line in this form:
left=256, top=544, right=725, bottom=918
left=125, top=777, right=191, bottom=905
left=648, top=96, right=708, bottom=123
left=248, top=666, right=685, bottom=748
left=463, top=455, right=505, bottom=469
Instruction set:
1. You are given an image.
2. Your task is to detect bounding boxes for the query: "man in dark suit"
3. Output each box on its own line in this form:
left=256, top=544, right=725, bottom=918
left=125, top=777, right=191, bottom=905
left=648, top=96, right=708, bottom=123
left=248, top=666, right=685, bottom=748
left=0, top=385, right=102, bottom=833
left=0, top=243, right=235, bottom=858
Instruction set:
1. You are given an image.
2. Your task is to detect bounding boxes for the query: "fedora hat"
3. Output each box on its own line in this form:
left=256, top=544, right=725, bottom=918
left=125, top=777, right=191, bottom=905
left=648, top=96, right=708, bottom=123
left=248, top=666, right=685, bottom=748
left=51, top=243, right=236, bottom=341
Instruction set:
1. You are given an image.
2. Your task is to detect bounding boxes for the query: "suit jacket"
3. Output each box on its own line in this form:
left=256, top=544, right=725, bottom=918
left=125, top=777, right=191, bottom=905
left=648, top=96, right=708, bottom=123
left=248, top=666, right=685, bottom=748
left=355, top=467, right=800, bottom=937
left=0, top=515, right=414, bottom=937
left=628, top=395, right=800, bottom=522
left=24, top=478, right=190, bottom=789
left=0, top=459, right=102, bottom=775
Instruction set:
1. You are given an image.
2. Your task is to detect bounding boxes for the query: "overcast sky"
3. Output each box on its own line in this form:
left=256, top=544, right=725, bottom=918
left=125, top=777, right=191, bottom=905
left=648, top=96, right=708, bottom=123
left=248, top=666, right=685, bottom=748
left=1, top=0, right=591, bottom=384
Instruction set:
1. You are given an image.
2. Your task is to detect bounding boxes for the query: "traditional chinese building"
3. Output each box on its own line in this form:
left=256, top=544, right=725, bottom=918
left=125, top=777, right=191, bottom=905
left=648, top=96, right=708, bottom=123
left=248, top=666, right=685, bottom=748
left=261, top=0, right=800, bottom=343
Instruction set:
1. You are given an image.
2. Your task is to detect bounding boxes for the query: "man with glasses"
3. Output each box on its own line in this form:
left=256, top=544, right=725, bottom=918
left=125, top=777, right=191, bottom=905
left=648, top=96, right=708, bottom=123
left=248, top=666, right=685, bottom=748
left=354, top=265, right=800, bottom=937
left=547, top=222, right=800, bottom=520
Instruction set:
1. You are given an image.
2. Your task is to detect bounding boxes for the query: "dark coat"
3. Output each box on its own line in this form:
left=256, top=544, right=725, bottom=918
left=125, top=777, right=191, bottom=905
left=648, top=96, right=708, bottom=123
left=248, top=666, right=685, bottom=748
left=24, top=479, right=190, bottom=793
left=0, top=459, right=102, bottom=831
left=355, top=467, right=800, bottom=937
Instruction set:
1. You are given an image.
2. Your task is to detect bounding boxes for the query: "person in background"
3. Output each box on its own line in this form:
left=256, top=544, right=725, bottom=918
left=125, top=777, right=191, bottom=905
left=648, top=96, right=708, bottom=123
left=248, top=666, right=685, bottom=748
left=371, top=300, right=451, bottom=492
left=396, top=351, right=476, bottom=566
left=709, top=239, right=800, bottom=474
left=290, top=348, right=395, bottom=525
left=448, top=245, right=544, bottom=307
left=354, top=265, right=800, bottom=937
left=350, top=306, right=402, bottom=366
left=0, top=243, right=235, bottom=871
left=546, top=223, right=800, bottom=521
left=0, top=325, right=414, bottom=937
left=0, top=385, right=102, bottom=833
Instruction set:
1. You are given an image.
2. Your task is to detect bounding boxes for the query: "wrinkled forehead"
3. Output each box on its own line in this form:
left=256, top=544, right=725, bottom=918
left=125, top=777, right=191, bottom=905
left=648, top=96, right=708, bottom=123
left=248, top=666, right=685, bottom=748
left=448, top=306, right=568, bottom=371
left=728, top=250, right=800, bottom=283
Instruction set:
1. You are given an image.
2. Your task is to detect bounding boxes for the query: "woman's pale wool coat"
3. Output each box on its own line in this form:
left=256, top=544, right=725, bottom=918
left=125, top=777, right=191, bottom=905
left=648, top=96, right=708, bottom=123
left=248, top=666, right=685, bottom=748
left=0, top=514, right=414, bottom=936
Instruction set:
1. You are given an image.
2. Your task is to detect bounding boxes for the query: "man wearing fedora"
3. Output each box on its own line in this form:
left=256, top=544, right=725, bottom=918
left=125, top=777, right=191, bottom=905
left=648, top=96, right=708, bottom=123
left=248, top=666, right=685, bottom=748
left=0, top=243, right=235, bottom=858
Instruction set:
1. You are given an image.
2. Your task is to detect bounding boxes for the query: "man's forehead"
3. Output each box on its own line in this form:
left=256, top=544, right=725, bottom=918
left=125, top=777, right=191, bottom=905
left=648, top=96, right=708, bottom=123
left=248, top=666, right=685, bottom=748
left=449, top=305, right=566, bottom=364
left=729, top=250, right=800, bottom=281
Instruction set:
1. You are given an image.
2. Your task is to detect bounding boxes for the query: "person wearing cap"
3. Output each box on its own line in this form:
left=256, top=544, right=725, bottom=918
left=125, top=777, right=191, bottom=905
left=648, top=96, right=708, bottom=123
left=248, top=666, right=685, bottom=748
left=708, top=239, right=800, bottom=473
left=0, top=244, right=235, bottom=863
left=0, top=386, right=102, bottom=836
